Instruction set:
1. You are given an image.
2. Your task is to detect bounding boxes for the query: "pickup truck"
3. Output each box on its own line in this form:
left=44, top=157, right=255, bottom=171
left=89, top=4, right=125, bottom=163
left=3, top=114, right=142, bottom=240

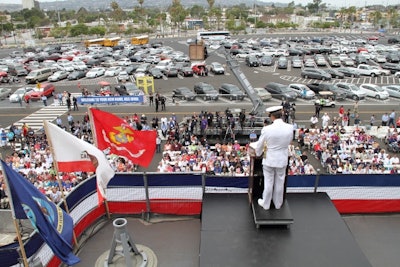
left=307, top=83, right=348, bottom=101
left=356, top=64, right=388, bottom=76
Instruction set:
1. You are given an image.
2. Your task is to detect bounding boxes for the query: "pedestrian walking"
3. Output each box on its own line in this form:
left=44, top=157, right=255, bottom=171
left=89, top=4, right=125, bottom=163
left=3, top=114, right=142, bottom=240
left=66, top=96, right=71, bottom=111
left=155, top=97, right=159, bottom=112
left=388, top=110, right=396, bottom=127
left=73, top=96, right=79, bottom=111
left=41, top=95, right=47, bottom=106
left=161, top=96, right=166, bottom=111
left=370, top=114, right=375, bottom=126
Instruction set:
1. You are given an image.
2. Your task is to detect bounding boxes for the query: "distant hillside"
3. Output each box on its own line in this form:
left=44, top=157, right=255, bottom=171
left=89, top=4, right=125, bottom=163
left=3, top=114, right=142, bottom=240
left=0, top=3, right=22, bottom=12
left=40, top=0, right=283, bottom=11
left=0, top=0, right=286, bottom=12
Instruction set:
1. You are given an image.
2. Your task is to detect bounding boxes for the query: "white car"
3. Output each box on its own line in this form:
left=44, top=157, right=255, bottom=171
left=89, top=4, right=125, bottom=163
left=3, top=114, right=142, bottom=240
left=9, top=87, right=34, bottom=102
left=117, top=58, right=131, bottom=66
left=48, top=70, right=69, bottom=82
left=359, top=84, right=390, bottom=100
left=85, top=67, right=105, bottom=78
left=104, top=66, right=122, bottom=77
left=117, top=71, right=130, bottom=82
left=288, top=84, right=315, bottom=99
left=59, top=62, right=75, bottom=72
left=73, top=61, right=88, bottom=71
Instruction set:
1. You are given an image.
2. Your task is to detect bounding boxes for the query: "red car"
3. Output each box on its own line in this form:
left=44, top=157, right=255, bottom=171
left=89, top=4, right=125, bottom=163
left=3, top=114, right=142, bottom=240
left=367, top=36, right=379, bottom=41
left=24, top=83, right=55, bottom=101
left=192, top=63, right=208, bottom=76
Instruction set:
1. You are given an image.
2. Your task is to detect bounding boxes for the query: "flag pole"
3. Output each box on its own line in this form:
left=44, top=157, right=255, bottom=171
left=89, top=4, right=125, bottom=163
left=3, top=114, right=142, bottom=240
left=0, top=159, right=29, bottom=267
left=87, top=107, right=111, bottom=219
left=43, top=121, right=79, bottom=246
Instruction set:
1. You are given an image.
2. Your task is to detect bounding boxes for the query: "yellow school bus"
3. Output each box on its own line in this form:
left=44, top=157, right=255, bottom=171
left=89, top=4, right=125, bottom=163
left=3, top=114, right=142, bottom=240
left=104, top=37, right=121, bottom=47
left=131, top=35, right=149, bottom=45
left=84, top=38, right=106, bottom=48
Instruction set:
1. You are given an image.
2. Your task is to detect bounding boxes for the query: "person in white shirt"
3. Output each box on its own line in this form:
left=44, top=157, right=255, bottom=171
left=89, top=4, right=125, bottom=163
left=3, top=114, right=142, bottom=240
left=249, top=106, right=293, bottom=210
left=321, top=113, right=330, bottom=129
left=310, top=115, right=318, bottom=129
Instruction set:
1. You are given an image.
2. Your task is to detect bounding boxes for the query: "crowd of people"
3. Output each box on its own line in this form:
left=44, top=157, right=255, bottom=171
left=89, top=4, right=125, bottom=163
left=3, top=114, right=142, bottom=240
left=299, top=104, right=400, bottom=175
left=1, top=106, right=399, bottom=209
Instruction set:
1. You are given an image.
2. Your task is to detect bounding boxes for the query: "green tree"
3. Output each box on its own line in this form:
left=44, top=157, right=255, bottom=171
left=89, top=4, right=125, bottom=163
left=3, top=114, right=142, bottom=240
left=69, top=23, right=89, bottom=37
left=89, top=25, right=106, bottom=36
left=189, top=5, right=206, bottom=18
left=168, top=0, right=187, bottom=34
left=306, top=0, right=326, bottom=15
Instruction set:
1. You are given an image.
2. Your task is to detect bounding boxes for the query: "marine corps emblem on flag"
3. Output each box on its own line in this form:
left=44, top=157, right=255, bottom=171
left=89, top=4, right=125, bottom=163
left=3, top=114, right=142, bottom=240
left=108, top=125, right=135, bottom=145
left=90, top=108, right=157, bottom=168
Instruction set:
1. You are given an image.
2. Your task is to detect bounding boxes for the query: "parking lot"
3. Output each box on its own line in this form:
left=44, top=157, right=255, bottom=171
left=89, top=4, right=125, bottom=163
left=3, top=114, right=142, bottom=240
left=1, top=32, right=400, bottom=110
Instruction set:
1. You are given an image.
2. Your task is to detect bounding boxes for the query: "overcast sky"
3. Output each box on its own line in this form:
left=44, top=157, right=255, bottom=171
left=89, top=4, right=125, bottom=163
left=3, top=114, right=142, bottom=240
left=0, top=0, right=398, bottom=8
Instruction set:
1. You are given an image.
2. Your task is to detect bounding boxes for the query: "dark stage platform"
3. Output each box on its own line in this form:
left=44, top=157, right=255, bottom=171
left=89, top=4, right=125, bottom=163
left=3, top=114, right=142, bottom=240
left=200, top=193, right=372, bottom=267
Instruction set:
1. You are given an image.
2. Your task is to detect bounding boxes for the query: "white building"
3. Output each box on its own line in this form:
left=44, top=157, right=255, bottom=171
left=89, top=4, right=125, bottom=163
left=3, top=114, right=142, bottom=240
left=22, top=0, right=40, bottom=10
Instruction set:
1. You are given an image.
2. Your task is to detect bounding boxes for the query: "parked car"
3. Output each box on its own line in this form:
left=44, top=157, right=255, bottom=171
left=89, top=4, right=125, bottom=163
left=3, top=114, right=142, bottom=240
left=386, top=53, right=400, bottom=63
left=264, top=82, right=297, bottom=101
left=48, top=70, right=69, bottom=82
left=277, top=56, right=288, bottom=69
left=325, top=69, right=345, bottom=79
left=178, top=66, right=193, bottom=77
left=301, top=68, right=331, bottom=80
left=114, top=82, right=143, bottom=96
left=291, top=56, right=302, bottom=68
left=172, top=87, right=197, bottom=101
left=253, top=87, right=272, bottom=101
left=359, top=84, right=389, bottom=99
left=0, top=87, right=12, bottom=100
left=9, top=87, right=34, bottom=102
left=218, top=83, right=245, bottom=100
left=260, top=55, right=274, bottom=66
left=335, top=82, right=366, bottom=100
left=336, top=67, right=360, bottom=78
left=288, top=84, right=315, bottom=99
left=193, top=82, right=219, bottom=100
left=67, top=70, right=86, bottom=80
left=382, top=85, right=400, bottom=98
left=245, top=55, right=260, bottom=67
left=192, top=63, right=208, bottom=76
left=86, top=67, right=105, bottom=78
left=104, top=66, right=122, bottom=77
left=149, top=68, right=164, bottom=79
left=209, top=62, right=225, bottom=74
left=163, top=67, right=179, bottom=77
left=380, top=63, right=400, bottom=74
left=24, top=83, right=55, bottom=101
left=388, top=38, right=399, bottom=44
left=117, top=71, right=130, bottom=82
left=307, top=83, right=348, bottom=100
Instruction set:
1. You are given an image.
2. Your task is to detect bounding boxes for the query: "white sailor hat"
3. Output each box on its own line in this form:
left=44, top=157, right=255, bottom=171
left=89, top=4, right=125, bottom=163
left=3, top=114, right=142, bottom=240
left=265, top=106, right=283, bottom=113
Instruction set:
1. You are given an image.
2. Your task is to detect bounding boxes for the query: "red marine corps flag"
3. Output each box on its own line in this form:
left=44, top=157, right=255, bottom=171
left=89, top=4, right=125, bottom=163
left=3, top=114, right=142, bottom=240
left=89, top=108, right=157, bottom=168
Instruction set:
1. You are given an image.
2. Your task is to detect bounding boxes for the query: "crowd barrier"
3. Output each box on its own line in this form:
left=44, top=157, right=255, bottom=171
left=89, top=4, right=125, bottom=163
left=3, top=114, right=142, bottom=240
left=2, top=172, right=400, bottom=267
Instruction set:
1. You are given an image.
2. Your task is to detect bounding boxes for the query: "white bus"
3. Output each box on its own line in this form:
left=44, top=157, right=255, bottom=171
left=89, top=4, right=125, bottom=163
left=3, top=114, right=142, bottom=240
left=197, top=31, right=230, bottom=41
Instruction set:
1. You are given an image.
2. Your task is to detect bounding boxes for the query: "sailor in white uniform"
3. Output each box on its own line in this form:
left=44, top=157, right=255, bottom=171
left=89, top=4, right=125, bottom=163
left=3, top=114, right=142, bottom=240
left=250, top=106, right=293, bottom=210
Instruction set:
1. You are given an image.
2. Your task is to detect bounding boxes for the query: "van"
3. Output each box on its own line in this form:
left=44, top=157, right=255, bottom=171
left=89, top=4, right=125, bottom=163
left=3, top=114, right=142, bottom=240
left=25, top=68, right=53, bottom=84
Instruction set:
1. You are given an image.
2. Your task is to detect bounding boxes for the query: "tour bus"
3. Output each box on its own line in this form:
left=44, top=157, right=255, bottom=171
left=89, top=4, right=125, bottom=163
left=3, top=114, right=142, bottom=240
left=84, top=38, right=106, bottom=48
left=103, top=37, right=122, bottom=47
left=131, top=35, right=149, bottom=45
left=197, top=31, right=230, bottom=41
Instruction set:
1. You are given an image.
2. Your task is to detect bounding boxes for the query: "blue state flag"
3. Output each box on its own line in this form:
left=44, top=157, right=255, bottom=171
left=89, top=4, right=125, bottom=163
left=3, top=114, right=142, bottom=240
left=1, top=161, right=80, bottom=265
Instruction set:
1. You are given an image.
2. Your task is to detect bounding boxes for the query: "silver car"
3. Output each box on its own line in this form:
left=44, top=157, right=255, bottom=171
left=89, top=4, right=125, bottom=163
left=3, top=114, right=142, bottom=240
left=382, top=85, right=400, bottom=98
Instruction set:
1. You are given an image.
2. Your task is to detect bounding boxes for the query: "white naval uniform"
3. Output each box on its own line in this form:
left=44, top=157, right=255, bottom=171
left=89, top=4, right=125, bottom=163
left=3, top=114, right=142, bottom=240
left=252, top=118, right=293, bottom=209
